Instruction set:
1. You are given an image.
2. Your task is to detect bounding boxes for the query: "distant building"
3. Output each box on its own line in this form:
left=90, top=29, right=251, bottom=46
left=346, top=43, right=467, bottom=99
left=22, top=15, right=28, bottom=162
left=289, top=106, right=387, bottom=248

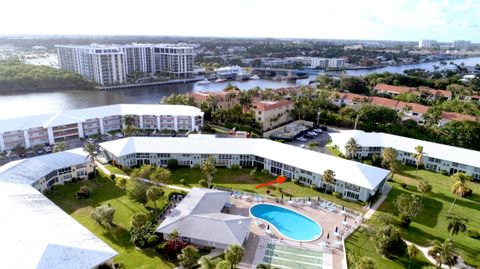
left=308, top=57, right=345, bottom=69
left=56, top=43, right=195, bottom=85
left=373, top=83, right=452, bottom=101
left=190, top=91, right=240, bottom=110
left=418, top=39, right=437, bottom=49
left=344, top=45, right=363, bottom=50
left=253, top=100, right=293, bottom=131
left=452, top=40, right=471, bottom=50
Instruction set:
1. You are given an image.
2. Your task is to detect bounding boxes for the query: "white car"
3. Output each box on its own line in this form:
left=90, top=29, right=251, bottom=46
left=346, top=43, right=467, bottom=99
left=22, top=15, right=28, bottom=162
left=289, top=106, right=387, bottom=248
left=296, top=137, right=307, bottom=142
left=308, top=131, right=318, bottom=136
left=313, top=129, right=323, bottom=133
left=115, top=133, right=124, bottom=138
left=86, top=138, right=95, bottom=143
left=299, top=144, right=305, bottom=148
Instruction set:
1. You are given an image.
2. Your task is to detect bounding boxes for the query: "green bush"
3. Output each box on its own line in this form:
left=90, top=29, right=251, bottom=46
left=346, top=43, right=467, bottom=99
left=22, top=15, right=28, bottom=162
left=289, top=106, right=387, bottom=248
left=333, top=192, right=342, bottom=199
left=110, top=174, right=116, bottom=181
left=167, top=159, right=178, bottom=170
left=179, top=179, right=185, bottom=185
left=198, top=179, right=208, bottom=187
left=440, top=170, right=449, bottom=176
left=467, top=229, right=480, bottom=240
left=400, top=182, right=408, bottom=189
left=399, top=213, right=412, bottom=228
left=167, top=191, right=187, bottom=201
left=230, top=164, right=240, bottom=169
left=147, top=234, right=159, bottom=245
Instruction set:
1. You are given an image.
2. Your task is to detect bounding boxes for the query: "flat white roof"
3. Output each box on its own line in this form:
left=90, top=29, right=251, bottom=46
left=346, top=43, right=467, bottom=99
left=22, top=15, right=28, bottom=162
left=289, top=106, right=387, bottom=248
left=0, top=148, right=89, bottom=185
left=0, top=182, right=117, bottom=269
left=0, top=104, right=203, bottom=133
left=157, top=188, right=250, bottom=246
left=0, top=149, right=117, bottom=269
left=330, top=130, right=480, bottom=168
left=100, top=137, right=390, bottom=190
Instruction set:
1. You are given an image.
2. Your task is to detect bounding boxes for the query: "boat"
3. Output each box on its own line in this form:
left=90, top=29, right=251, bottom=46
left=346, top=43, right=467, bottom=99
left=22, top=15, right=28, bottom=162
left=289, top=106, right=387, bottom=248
left=197, top=79, right=211, bottom=85
left=215, top=78, right=227, bottom=83
left=249, top=74, right=260, bottom=80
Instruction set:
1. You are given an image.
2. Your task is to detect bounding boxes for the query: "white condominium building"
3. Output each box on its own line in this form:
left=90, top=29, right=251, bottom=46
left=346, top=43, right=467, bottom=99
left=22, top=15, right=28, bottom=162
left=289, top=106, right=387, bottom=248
left=99, top=136, right=390, bottom=202
left=56, top=43, right=195, bottom=84
left=56, top=45, right=126, bottom=85
left=309, top=57, right=345, bottom=69
left=0, top=104, right=204, bottom=152
left=418, top=39, right=437, bottom=49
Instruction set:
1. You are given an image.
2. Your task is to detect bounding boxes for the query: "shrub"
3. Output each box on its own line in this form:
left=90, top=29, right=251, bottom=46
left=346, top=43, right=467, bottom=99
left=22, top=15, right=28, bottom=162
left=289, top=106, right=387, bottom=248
left=399, top=213, right=412, bottom=228
left=198, top=179, right=208, bottom=187
left=400, top=182, right=408, bottom=189
left=310, top=184, right=316, bottom=189
left=230, top=164, right=240, bottom=169
left=163, top=239, right=188, bottom=261
left=363, top=160, right=373, bottom=166
left=167, top=191, right=187, bottom=201
left=88, top=172, right=96, bottom=180
left=179, top=179, right=185, bottom=185
left=76, top=185, right=91, bottom=199
left=333, top=192, right=342, bottom=199
left=167, top=159, right=178, bottom=170
left=440, top=170, right=449, bottom=176
left=130, top=221, right=156, bottom=248
left=129, top=180, right=150, bottom=204
left=110, top=174, right=116, bottom=181
left=467, top=229, right=480, bottom=240
left=291, top=179, right=298, bottom=184
left=338, top=152, right=345, bottom=158
left=147, top=234, right=159, bottom=245
left=266, top=190, right=271, bottom=195
left=463, top=188, right=473, bottom=197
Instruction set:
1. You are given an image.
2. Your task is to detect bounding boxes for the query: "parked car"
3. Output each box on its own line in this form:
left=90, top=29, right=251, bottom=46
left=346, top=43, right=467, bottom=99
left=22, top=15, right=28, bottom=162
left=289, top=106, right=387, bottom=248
left=307, top=131, right=318, bottom=136
left=43, top=146, right=52, bottom=153
left=115, top=133, right=124, bottom=138
left=313, top=129, right=323, bottom=133
left=36, top=148, right=44, bottom=155
left=86, top=138, right=95, bottom=144
left=299, top=144, right=305, bottom=148
left=296, top=136, right=307, bottom=142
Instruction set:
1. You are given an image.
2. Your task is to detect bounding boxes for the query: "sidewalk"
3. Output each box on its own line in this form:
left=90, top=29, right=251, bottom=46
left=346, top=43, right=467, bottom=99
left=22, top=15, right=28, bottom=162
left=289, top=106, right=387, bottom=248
left=95, top=161, right=191, bottom=192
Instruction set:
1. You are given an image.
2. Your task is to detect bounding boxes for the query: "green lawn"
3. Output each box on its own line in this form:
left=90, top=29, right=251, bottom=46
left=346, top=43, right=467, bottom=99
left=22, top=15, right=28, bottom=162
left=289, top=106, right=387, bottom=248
left=47, top=173, right=176, bottom=269
left=168, top=167, right=365, bottom=211
left=346, top=229, right=431, bottom=269
left=325, top=143, right=342, bottom=157
left=347, top=165, right=480, bottom=267
left=104, top=164, right=129, bottom=176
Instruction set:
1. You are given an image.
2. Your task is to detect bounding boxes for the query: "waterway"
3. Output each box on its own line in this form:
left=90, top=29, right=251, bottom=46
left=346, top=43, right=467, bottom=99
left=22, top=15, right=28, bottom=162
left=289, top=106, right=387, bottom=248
left=0, top=57, right=479, bottom=120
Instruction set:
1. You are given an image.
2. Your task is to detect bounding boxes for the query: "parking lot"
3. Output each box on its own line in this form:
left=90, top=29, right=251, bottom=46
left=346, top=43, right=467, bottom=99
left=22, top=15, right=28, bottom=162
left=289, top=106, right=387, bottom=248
left=285, top=131, right=332, bottom=154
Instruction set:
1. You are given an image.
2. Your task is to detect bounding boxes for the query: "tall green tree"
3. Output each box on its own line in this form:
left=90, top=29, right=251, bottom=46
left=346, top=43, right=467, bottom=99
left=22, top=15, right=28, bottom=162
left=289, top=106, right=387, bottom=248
left=394, top=194, right=422, bottom=228
left=428, top=239, right=456, bottom=269
left=224, top=244, right=244, bottom=269
left=178, top=245, right=200, bottom=269
left=91, top=203, right=115, bottom=230
left=345, top=138, right=361, bottom=159
left=202, top=155, right=217, bottom=187
left=407, top=244, right=419, bottom=269
left=83, top=142, right=97, bottom=182
left=413, top=145, right=424, bottom=174
left=448, top=172, right=469, bottom=214
left=373, top=224, right=407, bottom=258
left=418, top=180, right=432, bottom=203
left=115, top=177, right=128, bottom=190
left=150, top=166, right=172, bottom=185
left=446, top=215, right=468, bottom=238
left=199, top=256, right=222, bottom=269
left=146, top=186, right=164, bottom=216
left=131, top=212, right=149, bottom=229
left=382, top=147, right=398, bottom=168
left=53, top=142, right=65, bottom=152
left=215, top=260, right=232, bottom=269
left=123, top=115, right=137, bottom=127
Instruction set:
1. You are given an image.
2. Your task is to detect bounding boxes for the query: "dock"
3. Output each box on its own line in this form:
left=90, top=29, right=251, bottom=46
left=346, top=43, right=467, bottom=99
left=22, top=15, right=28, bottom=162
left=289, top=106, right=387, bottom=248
left=96, top=78, right=204, bottom=90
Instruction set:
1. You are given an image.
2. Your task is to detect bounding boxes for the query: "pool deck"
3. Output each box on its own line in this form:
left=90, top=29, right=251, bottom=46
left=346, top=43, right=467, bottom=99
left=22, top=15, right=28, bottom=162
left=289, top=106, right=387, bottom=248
left=230, top=197, right=361, bottom=269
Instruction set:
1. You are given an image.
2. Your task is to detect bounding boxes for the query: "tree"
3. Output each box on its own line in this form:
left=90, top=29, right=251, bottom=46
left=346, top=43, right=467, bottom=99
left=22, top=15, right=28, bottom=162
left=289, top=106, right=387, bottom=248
left=448, top=172, right=469, bottom=214
left=115, top=177, right=127, bottom=190
left=345, top=138, right=361, bottom=159
left=394, top=194, right=422, bottom=228
left=129, top=180, right=150, bottom=204
left=407, top=244, right=420, bottom=269
left=150, top=166, right=171, bottom=185
left=322, top=169, right=335, bottom=193
left=202, top=155, right=217, bottom=187
left=199, top=256, right=222, bottom=269
left=123, top=115, right=137, bottom=127
left=307, top=141, right=319, bottom=150
left=91, top=203, right=115, bottom=230
left=382, top=147, right=398, bottom=168
left=418, top=180, right=432, bottom=203
left=178, top=245, right=200, bottom=269
left=224, top=244, right=244, bottom=269
left=428, top=239, right=456, bottom=269
left=123, top=124, right=139, bottom=137
left=215, top=260, right=232, bottom=269
left=53, top=142, right=65, bottom=152
left=340, top=76, right=369, bottom=94
left=357, top=257, right=376, bottom=269
left=413, top=145, right=424, bottom=174
left=146, top=186, right=164, bottom=216
left=388, top=160, right=401, bottom=180
left=131, top=213, right=149, bottom=229
left=76, top=185, right=91, bottom=199
left=373, top=224, right=407, bottom=258
left=446, top=215, right=468, bottom=238
left=83, top=142, right=97, bottom=182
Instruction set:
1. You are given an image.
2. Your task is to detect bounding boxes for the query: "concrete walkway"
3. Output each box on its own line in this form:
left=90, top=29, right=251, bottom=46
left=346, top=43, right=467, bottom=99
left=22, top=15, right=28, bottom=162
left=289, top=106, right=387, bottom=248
left=95, top=161, right=191, bottom=192
left=363, top=184, right=391, bottom=220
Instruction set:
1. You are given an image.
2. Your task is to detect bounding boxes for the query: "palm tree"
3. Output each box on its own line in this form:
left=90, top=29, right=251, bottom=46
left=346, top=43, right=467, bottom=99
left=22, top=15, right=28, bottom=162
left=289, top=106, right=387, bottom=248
left=83, top=142, right=97, bottom=183
left=322, top=169, right=335, bottom=193
left=201, top=155, right=217, bottom=187
left=446, top=215, right=468, bottom=238
left=448, top=173, right=469, bottom=214
left=345, top=138, right=361, bottom=160
left=199, top=256, right=222, bottom=269
left=53, top=142, right=65, bottom=152
left=206, top=94, right=218, bottom=112
left=224, top=244, right=244, bottom=269
left=178, top=245, right=200, bottom=269
left=428, top=239, right=456, bottom=269
left=413, top=145, right=424, bottom=174
left=123, top=115, right=136, bottom=128
left=418, top=180, right=432, bottom=203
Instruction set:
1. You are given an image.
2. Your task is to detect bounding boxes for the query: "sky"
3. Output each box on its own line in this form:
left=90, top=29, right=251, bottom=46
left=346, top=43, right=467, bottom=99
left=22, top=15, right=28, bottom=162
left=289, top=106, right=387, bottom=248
left=1, top=0, right=479, bottom=42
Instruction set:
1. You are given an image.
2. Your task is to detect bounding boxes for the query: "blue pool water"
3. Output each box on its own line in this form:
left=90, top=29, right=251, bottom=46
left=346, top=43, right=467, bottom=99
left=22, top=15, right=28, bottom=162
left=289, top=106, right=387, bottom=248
left=250, top=204, right=322, bottom=241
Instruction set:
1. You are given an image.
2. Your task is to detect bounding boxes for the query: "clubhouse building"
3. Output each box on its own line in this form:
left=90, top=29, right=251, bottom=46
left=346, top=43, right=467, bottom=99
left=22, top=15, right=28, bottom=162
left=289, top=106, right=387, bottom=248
left=330, top=130, right=480, bottom=180
left=0, top=104, right=204, bottom=152
left=0, top=149, right=117, bottom=269
left=99, top=136, right=390, bottom=202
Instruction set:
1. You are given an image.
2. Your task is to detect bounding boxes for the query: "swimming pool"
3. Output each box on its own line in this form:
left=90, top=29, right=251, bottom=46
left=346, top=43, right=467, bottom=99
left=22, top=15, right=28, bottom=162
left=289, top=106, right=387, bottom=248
left=250, top=203, right=322, bottom=242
